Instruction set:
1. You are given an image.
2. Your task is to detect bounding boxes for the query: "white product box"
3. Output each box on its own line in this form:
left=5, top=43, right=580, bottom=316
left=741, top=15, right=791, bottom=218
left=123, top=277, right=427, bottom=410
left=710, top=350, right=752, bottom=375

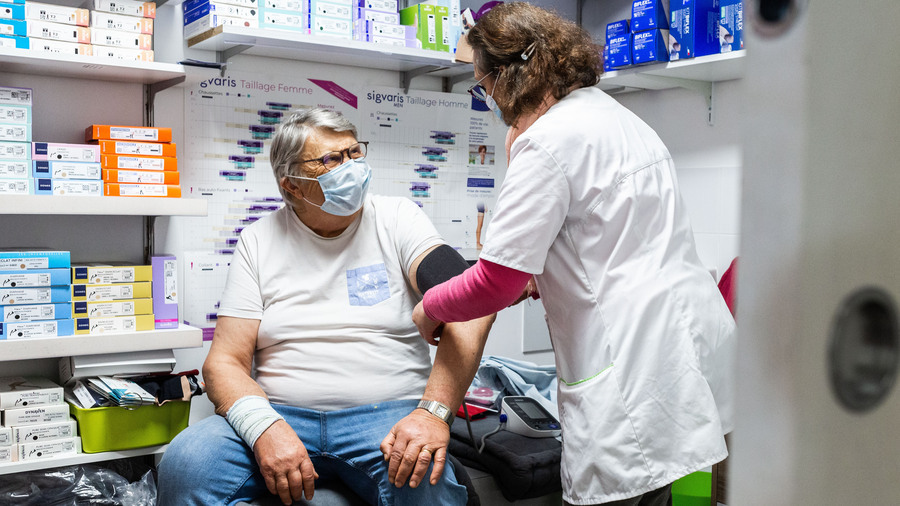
left=205, top=2, right=259, bottom=19
left=0, top=318, right=76, bottom=339
left=0, top=160, right=28, bottom=179
left=260, top=9, right=306, bottom=30
left=29, top=39, right=93, bottom=56
left=92, top=11, right=154, bottom=34
left=353, top=6, right=397, bottom=24
left=0, top=104, right=31, bottom=125
left=0, top=123, right=29, bottom=142
left=91, top=0, right=157, bottom=18
left=0, top=268, right=70, bottom=288
left=262, top=0, right=303, bottom=10
left=16, top=436, right=80, bottom=460
left=359, top=0, right=397, bottom=12
left=0, top=178, right=31, bottom=194
left=32, top=160, right=102, bottom=179
left=311, top=1, right=351, bottom=18
left=0, top=86, right=32, bottom=106
left=2, top=302, right=72, bottom=322
left=24, top=2, right=90, bottom=26
left=0, top=140, right=29, bottom=160
left=93, top=45, right=154, bottom=61
left=26, top=20, right=92, bottom=43
left=0, top=426, right=10, bottom=446
left=0, top=286, right=70, bottom=305
left=310, top=15, right=352, bottom=38
left=91, top=27, right=153, bottom=49
left=0, top=445, right=12, bottom=462
left=33, top=178, right=104, bottom=196
left=369, top=34, right=418, bottom=47
left=12, top=419, right=77, bottom=443
left=2, top=403, right=70, bottom=426
left=0, top=377, right=64, bottom=409
left=32, top=142, right=100, bottom=162
left=184, top=13, right=253, bottom=39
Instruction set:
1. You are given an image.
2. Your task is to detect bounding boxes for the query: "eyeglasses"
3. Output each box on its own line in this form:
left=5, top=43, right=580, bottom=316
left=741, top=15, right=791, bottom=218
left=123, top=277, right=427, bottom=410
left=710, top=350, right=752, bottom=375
left=299, top=141, right=368, bottom=170
left=467, top=72, right=494, bottom=103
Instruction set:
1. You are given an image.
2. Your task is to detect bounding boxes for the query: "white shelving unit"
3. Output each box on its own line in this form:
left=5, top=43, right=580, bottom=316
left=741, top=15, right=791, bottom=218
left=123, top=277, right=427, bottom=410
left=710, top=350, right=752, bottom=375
left=0, top=325, right=203, bottom=362
left=0, top=47, right=184, bottom=84
left=0, top=445, right=168, bottom=476
left=0, top=195, right=207, bottom=216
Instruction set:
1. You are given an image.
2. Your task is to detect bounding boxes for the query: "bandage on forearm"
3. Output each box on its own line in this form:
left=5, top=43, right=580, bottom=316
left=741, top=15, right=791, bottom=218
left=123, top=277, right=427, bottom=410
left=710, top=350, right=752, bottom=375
left=225, top=395, right=285, bottom=449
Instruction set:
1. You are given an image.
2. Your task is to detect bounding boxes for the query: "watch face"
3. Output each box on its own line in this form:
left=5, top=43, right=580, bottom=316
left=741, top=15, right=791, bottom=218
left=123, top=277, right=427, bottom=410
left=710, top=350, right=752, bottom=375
left=435, top=405, right=449, bottom=418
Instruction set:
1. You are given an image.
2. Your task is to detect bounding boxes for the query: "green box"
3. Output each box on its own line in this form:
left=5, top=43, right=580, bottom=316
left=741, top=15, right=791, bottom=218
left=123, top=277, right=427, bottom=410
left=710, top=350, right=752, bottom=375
left=435, top=4, right=449, bottom=52
left=672, top=471, right=712, bottom=506
left=400, top=3, right=437, bottom=51
left=69, top=401, right=190, bottom=453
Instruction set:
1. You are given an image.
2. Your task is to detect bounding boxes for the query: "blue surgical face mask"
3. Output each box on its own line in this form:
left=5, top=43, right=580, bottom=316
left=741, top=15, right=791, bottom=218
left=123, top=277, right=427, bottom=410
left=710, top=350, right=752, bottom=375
left=289, top=158, right=371, bottom=216
left=485, top=93, right=504, bottom=123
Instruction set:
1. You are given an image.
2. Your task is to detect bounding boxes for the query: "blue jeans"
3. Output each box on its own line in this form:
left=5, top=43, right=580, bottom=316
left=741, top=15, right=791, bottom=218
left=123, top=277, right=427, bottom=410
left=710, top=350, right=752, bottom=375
left=157, top=399, right=467, bottom=506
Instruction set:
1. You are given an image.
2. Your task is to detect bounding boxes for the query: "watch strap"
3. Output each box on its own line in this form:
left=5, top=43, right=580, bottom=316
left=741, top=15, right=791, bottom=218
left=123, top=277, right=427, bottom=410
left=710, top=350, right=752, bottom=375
left=416, top=399, right=455, bottom=426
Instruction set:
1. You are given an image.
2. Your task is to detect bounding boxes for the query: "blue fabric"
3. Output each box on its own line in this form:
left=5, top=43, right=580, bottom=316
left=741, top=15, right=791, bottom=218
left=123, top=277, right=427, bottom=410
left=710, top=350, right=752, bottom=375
left=473, top=355, right=559, bottom=419
left=157, top=399, right=466, bottom=506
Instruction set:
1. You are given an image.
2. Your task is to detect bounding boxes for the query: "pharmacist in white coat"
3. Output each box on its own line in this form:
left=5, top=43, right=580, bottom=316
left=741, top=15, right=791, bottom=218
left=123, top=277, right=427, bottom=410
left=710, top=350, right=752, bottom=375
left=402, top=4, right=736, bottom=506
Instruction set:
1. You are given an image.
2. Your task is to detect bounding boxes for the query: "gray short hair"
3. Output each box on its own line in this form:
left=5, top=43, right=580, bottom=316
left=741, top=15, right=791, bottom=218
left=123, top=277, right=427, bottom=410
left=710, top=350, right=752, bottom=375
left=270, top=108, right=358, bottom=207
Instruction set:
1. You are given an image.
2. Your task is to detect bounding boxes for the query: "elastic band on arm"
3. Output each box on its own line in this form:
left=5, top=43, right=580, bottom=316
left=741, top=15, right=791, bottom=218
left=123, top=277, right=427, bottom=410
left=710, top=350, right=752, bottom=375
left=416, top=244, right=471, bottom=294
left=225, top=395, right=285, bottom=450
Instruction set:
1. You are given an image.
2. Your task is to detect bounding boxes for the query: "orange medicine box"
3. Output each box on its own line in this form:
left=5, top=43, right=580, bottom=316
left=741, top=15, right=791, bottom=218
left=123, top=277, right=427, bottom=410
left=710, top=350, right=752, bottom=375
left=86, top=125, right=172, bottom=143
left=103, top=169, right=179, bottom=185
left=97, top=140, right=176, bottom=158
left=101, top=155, right=177, bottom=171
left=104, top=183, right=181, bottom=198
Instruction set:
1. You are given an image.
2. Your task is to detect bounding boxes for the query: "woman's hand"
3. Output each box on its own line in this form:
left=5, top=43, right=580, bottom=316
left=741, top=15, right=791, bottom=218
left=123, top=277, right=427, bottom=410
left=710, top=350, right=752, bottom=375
left=413, top=300, right=444, bottom=345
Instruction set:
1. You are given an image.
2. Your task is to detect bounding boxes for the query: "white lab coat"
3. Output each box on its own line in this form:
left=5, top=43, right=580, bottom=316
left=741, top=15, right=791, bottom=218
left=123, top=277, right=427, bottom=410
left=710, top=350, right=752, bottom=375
left=479, top=87, right=735, bottom=505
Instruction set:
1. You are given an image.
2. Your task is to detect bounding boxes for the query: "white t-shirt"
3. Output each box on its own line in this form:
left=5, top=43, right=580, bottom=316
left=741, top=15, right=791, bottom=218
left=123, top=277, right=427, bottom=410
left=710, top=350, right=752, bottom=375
left=218, top=194, right=443, bottom=411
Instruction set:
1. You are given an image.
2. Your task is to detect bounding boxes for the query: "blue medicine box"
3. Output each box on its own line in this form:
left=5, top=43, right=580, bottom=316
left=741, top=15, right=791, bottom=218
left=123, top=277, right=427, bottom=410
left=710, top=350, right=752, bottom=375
left=633, top=29, right=669, bottom=65
left=0, top=18, right=25, bottom=36
left=606, top=19, right=630, bottom=40
left=607, top=34, right=632, bottom=68
left=0, top=33, right=27, bottom=48
left=0, top=268, right=71, bottom=288
left=1, top=318, right=75, bottom=340
left=0, top=250, right=71, bottom=269
left=719, top=0, right=743, bottom=53
left=1, top=2, right=25, bottom=20
left=632, top=0, right=669, bottom=32
left=669, top=0, right=720, bottom=60
left=1, top=302, right=72, bottom=322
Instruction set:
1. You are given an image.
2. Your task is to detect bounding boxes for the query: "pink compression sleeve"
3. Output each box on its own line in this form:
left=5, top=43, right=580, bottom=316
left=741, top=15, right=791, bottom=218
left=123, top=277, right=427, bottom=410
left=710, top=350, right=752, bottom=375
left=423, top=258, right=533, bottom=322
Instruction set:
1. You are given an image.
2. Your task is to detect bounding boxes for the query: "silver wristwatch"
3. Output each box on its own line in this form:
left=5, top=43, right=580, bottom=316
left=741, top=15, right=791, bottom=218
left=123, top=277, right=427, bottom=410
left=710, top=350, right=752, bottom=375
left=417, top=399, right=455, bottom=426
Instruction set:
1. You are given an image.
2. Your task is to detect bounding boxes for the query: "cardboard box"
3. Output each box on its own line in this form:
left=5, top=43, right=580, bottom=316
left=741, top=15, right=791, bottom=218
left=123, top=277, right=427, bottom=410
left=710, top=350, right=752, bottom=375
left=96, top=140, right=175, bottom=157
left=72, top=281, right=152, bottom=301
left=400, top=3, right=436, bottom=50
left=0, top=250, right=70, bottom=270
left=0, top=18, right=26, bottom=36
left=718, top=0, right=742, bottom=53
left=71, top=298, right=153, bottom=318
left=89, top=29, right=154, bottom=50
left=183, top=0, right=257, bottom=12
left=11, top=419, right=77, bottom=443
left=0, top=159, right=28, bottom=178
left=668, top=0, right=720, bottom=60
left=32, top=160, right=101, bottom=179
left=355, top=6, right=398, bottom=23
left=29, top=38, right=92, bottom=55
left=632, top=0, right=669, bottom=32
left=0, top=123, right=29, bottom=142
left=2, top=403, right=70, bottom=426
left=632, top=29, right=669, bottom=65
left=101, top=154, right=177, bottom=171
left=0, top=3, right=25, bottom=20
left=607, top=33, right=632, bottom=68
left=92, top=11, right=154, bottom=34
left=309, top=14, right=353, bottom=39
left=262, top=0, right=304, bottom=11
left=91, top=0, right=156, bottom=18
left=0, top=426, right=10, bottom=447
left=93, top=46, right=154, bottom=61
left=1, top=302, right=72, bottom=322
left=32, top=142, right=100, bottom=162
left=104, top=183, right=181, bottom=197
left=0, top=286, right=71, bottom=305
left=310, top=0, right=352, bottom=19
left=0, top=376, right=63, bottom=409
left=151, top=255, right=178, bottom=329
left=359, top=0, right=397, bottom=12
left=0, top=177, right=30, bottom=194
left=71, top=264, right=152, bottom=284
left=15, top=436, right=80, bottom=460
left=33, top=178, right=104, bottom=196
left=0, top=140, right=29, bottom=160
left=0, top=318, right=75, bottom=339
left=24, top=2, right=90, bottom=26
left=0, top=33, right=28, bottom=48
left=0, top=268, right=70, bottom=288
left=102, top=169, right=179, bottom=185
left=87, top=125, right=171, bottom=143
left=0, top=87, right=30, bottom=106
left=434, top=4, right=449, bottom=52
left=74, top=314, right=155, bottom=334
left=0, top=103, right=31, bottom=124
left=58, top=349, right=175, bottom=383
left=26, top=20, right=91, bottom=43
left=0, top=445, right=13, bottom=462
left=365, top=33, right=418, bottom=47
left=186, top=12, right=254, bottom=38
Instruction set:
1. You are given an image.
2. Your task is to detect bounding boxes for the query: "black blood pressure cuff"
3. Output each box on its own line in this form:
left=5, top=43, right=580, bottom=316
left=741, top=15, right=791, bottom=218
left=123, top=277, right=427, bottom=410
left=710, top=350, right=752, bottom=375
left=416, top=244, right=471, bottom=293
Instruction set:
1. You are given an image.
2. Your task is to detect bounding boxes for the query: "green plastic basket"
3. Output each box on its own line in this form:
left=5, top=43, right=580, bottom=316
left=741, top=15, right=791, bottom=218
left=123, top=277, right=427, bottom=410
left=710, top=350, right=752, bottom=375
left=69, top=401, right=190, bottom=453
left=672, top=471, right=712, bottom=506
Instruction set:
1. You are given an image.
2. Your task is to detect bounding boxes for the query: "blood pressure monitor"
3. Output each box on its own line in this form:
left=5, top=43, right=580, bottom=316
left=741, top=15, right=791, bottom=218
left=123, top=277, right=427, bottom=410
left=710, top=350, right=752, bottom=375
left=500, top=396, right=561, bottom=438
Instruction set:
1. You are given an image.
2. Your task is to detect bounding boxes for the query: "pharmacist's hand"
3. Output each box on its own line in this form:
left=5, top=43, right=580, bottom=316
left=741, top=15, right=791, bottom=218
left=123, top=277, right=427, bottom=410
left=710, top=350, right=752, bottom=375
left=413, top=301, right=444, bottom=345
left=253, top=420, right=319, bottom=505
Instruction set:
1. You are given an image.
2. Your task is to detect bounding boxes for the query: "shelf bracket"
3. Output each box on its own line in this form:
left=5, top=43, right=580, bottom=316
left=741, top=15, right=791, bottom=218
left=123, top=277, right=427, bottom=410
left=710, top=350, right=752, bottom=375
left=143, top=215, right=156, bottom=265
left=442, top=71, right=474, bottom=93
left=144, top=75, right=187, bottom=127
left=627, top=74, right=715, bottom=126
left=217, top=44, right=252, bottom=76
left=400, top=65, right=443, bottom=94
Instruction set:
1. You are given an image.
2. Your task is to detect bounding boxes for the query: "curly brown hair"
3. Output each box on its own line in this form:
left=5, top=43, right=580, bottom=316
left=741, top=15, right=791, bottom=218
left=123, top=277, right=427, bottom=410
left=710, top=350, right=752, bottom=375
left=467, top=2, right=602, bottom=126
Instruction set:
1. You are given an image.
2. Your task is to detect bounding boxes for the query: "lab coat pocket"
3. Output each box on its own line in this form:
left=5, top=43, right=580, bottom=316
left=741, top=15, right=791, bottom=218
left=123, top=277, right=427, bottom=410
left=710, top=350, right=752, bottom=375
left=558, top=365, right=648, bottom=501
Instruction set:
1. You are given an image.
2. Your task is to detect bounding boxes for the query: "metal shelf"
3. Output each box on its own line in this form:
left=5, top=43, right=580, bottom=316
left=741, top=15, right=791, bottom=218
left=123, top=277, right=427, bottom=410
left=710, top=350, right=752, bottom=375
left=0, top=325, right=203, bottom=362
left=0, top=47, right=185, bottom=84
left=0, top=444, right=168, bottom=475
left=0, top=195, right=207, bottom=216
